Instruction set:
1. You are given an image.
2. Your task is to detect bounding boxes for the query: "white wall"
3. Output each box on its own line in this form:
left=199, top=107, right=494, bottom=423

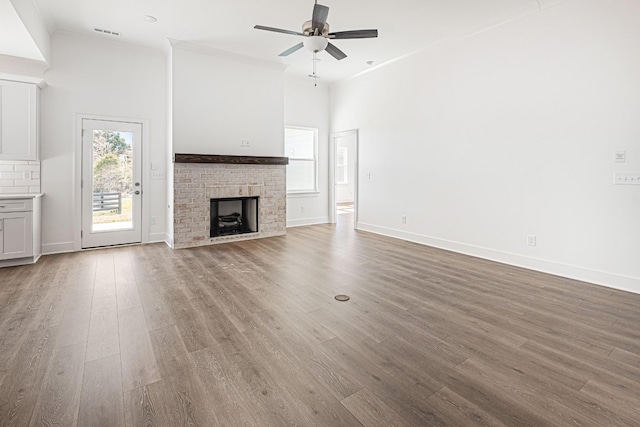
left=285, top=76, right=330, bottom=227
left=40, top=32, right=167, bottom=253
left=171, top=43, right=284, bottom=157
left=330, top=0, right=640, bottom=293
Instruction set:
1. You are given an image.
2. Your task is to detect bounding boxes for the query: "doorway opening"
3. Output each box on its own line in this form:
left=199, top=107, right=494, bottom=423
left=331, top=130, right=358, bottom=227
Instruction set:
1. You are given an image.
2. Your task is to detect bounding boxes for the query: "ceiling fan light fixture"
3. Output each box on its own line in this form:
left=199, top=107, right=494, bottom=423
left=303, top=35, right=328, bottom=53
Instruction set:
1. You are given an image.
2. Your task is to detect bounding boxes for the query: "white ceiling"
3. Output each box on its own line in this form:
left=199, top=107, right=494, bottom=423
left=14, top=0, right=538, bottom=82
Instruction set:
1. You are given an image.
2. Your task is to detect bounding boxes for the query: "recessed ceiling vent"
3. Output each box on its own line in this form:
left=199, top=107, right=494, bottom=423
left=94, top=28, right=121, bottom=37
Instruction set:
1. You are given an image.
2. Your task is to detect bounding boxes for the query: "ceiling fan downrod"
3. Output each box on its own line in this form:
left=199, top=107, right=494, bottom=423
left=312, top=52, right=318, bottom=87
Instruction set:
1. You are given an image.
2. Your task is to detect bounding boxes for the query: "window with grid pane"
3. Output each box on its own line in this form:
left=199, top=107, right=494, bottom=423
left=285, top=127, right=317, bottom=193
left=336, top=146, right=348, bottom=185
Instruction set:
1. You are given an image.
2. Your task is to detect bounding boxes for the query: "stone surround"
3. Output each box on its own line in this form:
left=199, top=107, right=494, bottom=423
left=173, top=163, right=286, bottom=249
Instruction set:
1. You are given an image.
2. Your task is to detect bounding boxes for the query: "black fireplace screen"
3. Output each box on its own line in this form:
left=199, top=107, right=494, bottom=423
left=210, top=196, right=259, bottom=237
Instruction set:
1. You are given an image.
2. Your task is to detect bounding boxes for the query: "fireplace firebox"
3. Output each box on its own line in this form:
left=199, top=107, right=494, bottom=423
left=210, top=197, right=259, bottom=237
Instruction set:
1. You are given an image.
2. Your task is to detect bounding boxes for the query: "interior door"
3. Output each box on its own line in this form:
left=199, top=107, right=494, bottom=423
left=81, top=119, right=142, bottom=248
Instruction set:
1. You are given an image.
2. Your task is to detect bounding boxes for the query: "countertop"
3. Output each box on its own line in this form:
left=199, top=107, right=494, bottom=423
left=0, top=193, right=44, bottom=199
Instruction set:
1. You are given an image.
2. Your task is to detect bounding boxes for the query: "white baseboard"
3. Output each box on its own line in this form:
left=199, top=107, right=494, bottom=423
left=42, top=241, right=75, bottom=255
left=43, top=235, right=169, bottom=254
left=287, top=216, right=330, bottom=228
left=0, top=255, right=40, bottom=268
left=357, top=222, right=640, bottom=295
left=149, top=232, right=167, bottom=244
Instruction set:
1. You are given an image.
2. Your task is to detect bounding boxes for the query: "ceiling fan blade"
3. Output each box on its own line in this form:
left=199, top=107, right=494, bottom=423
left=325, top=42, right=347, bottom=60
left=311, top=3, right=329, bottom=32
left=279, top=42, right=304, bottom=57
left=254, top=25, right=304, bottom=36
left=329, top=29, right=379, bottom=39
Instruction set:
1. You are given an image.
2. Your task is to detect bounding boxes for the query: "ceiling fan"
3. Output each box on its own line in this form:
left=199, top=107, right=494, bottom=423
left=254, top=1, right=378, bottom=61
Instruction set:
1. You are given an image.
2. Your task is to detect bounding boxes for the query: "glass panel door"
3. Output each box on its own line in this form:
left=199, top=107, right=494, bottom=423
left=82, top=119, right=142, bottom=248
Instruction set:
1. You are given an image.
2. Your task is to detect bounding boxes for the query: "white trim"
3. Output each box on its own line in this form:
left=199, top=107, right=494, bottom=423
left=357, top=222, right=640, bottom=295
left=74, top=113, right=150, bottom=251
left=0, top=255, right=41, bottom=268
left=141, top=119, right=151, bottom=244
left=149, top=232, right=167, bottom=243
left=73, top=117, right=82, bottom=251
left=42, top=241, right=75, bottom=255
left=287, top=217, right=330, bottom=228
left=0, top=72, right=45, bottom=87
left=286, top=191, right=321, bottom=198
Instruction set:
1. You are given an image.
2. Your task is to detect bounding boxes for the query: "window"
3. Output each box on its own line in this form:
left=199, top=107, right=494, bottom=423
left=336, top=146, right=348, bottom=185
left=285, top=127, right=318, bottom=193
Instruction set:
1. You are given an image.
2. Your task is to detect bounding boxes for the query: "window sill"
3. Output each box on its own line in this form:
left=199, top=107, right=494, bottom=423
left=287, top=191, right=320, bottom=198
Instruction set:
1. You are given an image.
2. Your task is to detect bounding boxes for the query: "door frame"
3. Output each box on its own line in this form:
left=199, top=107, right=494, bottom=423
left=329, top=129, right=359, bottom=227
left=73, top=113, right=150, bottom=251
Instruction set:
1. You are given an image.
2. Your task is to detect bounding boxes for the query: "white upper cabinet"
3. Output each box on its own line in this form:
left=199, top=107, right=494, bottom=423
left=0, top=80, right=38, bottom=161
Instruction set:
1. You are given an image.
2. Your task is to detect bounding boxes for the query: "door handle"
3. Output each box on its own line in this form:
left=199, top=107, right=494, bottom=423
left=134, top=190, right=141, bottom=195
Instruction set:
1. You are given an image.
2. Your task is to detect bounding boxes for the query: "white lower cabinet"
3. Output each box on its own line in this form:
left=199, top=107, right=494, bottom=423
left=0, top=211, right=33, bottom=259
left=0, top=196, right=41, bottom=266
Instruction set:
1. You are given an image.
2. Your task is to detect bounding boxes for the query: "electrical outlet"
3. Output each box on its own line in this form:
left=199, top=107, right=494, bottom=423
left=527, top=235, right=537, bottom=246
left=150, top=216, right=157, bottom=225
left=241, top=140, right=250, bottom=148
left=401, top=215, right=407, bottom=224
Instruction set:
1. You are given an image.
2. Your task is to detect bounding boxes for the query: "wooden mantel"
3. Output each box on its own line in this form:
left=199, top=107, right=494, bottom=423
left=174, top=153, right=289, bottom=165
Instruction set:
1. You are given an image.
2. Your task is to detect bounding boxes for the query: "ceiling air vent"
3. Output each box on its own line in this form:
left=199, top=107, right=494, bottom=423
left=94, top=28, right=121, bottom=37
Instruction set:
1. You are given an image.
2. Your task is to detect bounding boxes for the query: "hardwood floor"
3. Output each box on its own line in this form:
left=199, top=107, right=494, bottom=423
left=1, top=220, right=640, bottom=426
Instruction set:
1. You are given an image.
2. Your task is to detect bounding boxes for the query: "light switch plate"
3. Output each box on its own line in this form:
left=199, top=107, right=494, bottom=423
left=614, top=151, right=626, bottom=163
left=614, top=172, right=640, bottom=185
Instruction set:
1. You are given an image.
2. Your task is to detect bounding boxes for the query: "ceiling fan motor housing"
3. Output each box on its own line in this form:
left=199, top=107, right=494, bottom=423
left=302, top=20, right=330, bottom=37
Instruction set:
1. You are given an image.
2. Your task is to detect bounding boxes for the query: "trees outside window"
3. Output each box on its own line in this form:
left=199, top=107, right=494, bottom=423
left=92, top=130, right=132, bottom=195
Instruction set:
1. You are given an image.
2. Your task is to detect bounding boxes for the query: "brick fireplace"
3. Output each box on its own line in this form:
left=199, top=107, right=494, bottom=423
left=172, top=154, right=288, bottom=249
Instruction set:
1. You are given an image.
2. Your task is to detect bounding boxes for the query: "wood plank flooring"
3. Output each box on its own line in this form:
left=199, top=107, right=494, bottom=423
left=1, top=220, right=640, bottom=426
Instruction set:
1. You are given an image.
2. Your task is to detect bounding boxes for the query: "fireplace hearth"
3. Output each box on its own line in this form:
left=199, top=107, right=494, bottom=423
left=210, top=196, right=259, bottom=237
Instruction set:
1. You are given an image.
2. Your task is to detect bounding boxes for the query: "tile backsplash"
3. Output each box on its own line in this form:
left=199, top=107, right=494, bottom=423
left=0, top=160, right=41, bottom=194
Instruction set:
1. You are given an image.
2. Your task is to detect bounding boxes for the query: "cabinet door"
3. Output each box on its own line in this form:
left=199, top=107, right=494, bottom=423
left=0, top=212, right=33, bottom=260
left=0, top=80, right=38, bottom=160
